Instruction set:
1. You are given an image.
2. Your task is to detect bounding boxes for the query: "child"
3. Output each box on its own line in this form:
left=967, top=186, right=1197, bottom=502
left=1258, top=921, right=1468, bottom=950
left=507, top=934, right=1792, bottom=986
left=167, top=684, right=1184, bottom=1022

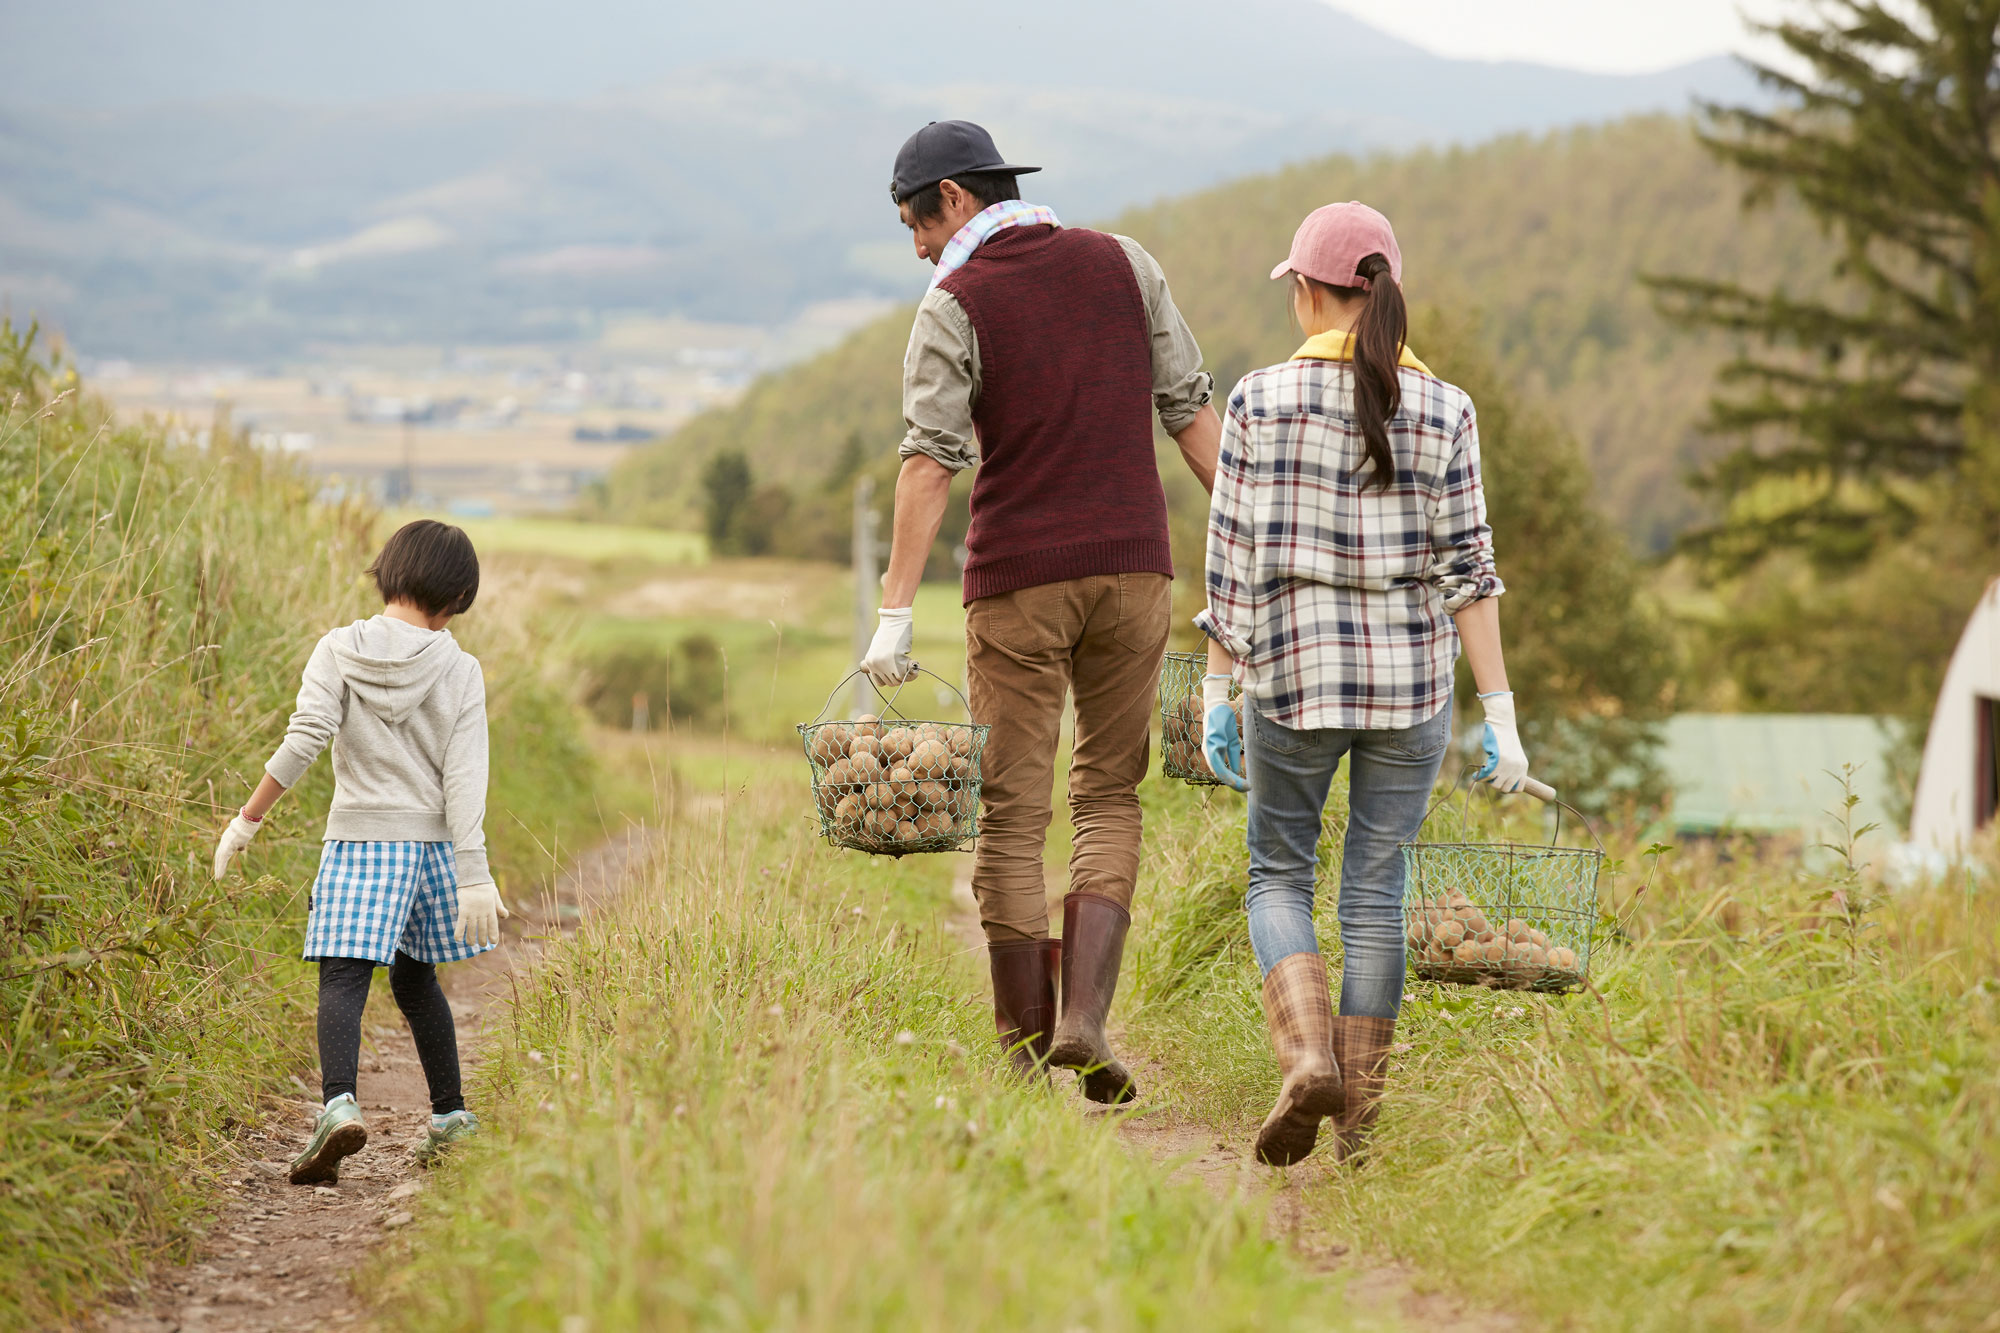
left=212, top=518, right=508, bottom=1185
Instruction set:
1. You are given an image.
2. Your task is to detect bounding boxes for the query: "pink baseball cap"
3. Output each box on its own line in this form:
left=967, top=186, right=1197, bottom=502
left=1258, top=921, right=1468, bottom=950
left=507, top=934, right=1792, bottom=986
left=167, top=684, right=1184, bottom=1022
left=1269, top=202, right=1402, bottom=290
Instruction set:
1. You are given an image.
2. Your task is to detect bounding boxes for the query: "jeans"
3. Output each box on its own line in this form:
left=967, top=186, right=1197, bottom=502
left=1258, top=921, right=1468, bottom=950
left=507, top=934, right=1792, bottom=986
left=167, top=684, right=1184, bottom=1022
left=1243, top=700, right=1451, bottom=1019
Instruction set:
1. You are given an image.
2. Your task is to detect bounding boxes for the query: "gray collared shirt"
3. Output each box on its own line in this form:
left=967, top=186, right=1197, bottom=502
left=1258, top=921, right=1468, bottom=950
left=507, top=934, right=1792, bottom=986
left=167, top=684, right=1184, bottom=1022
left=899, top=233, right=1213, bottom=472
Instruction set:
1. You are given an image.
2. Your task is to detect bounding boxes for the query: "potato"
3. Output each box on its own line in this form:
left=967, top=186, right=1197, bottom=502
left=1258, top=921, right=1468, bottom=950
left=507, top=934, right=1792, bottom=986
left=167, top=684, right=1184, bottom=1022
left=1503, top=918, right=1530, bottom=941
left=1436, top=920, right=1466, bottom=948
left=908, top=738, right=951, bottom=779
left=864, top=782, right=897, bottom=812
left=850, top=733, right=882, bottom=763
left=1506, top=939, right=1534, bottom=964
left=849, top=751, right=883, bottom=783
left=1480, top=939, right=1508, bottom=963
left=881, top=726, right=917, bottom=765
left=1449, top=939, right=1480, bottom=964
left=1460, top=910, right=1491, bottom=936
left=862, top=806, right=898, bottom=840
left=1528, top=928, right=1550, bottom=950
left=947, top=754, right=974, bottom=781
left=1546, top=946, right=1579, bottom=972
left=853, top=713, right=882, bottom=741
left=834, top=792, right=864, bottom=829
left=808, top=724, right=850, bottom=766
left=895, top=818, right=921, bottom=843
left=821, top=757, right=857, bottom=791
left=915, top=807, right=954, bottom=840
left=946, top=725, right=974, bottom=757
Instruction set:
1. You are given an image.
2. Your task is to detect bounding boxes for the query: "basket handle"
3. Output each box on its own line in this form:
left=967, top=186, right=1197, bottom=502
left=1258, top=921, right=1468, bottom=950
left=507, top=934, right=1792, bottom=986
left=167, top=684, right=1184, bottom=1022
left=1418, top=765, right=1605, bottom=854
left=805, top=666, right=975, bottom=728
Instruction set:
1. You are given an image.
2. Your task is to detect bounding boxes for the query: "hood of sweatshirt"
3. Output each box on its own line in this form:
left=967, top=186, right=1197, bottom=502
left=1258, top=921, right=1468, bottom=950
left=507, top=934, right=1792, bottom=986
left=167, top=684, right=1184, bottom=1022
left=326, top=616, right=464, bottom=725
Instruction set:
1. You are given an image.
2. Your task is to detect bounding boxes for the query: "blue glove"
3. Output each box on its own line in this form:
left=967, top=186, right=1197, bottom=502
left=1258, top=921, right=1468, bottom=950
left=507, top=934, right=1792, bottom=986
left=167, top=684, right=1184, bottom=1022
left=1200, top=675, right=1249, bottom=792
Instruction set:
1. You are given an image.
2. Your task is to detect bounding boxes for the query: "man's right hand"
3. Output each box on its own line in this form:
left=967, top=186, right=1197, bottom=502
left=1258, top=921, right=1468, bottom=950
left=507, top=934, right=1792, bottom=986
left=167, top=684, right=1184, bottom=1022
left=861, top=607, right=917, bottom=685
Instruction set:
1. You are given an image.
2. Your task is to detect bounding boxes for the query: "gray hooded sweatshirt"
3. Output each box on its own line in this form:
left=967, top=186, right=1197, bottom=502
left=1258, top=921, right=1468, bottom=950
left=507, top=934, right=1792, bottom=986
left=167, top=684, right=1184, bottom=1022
left=265, top=615, right=492, bottom=887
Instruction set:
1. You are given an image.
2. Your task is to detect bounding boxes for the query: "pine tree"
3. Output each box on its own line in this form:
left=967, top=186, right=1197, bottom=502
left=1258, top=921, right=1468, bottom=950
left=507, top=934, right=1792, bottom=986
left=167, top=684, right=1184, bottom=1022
left=1651, top=0, right=2000, bottom=572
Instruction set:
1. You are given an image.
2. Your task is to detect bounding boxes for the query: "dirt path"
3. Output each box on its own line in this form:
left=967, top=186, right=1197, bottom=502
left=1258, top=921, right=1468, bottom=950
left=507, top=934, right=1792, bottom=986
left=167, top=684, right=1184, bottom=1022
left=96, top=832, right=652, bottom=1333
left=947, top=864, right=1519, bottom=1331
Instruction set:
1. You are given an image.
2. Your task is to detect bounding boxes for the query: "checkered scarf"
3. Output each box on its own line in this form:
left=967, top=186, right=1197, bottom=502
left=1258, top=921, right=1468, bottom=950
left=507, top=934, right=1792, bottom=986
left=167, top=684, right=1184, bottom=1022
left=928, top=199, right=1062, bottom=289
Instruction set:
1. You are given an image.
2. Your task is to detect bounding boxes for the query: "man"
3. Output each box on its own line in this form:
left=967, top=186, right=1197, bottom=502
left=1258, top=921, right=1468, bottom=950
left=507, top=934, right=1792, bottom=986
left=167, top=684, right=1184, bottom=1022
left=862, top=120, right=1220, bottom=1103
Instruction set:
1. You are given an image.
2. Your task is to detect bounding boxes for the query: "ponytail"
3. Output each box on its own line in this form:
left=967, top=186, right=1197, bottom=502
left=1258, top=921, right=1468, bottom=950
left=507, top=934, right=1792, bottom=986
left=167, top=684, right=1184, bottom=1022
left=1348, top=253, right=1407, bottom=491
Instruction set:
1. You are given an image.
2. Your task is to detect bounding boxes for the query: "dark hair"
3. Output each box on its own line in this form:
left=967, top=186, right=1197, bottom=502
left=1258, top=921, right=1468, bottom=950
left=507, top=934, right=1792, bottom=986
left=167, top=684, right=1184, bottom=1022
left=1305, top=254, right=1408, bottom=492
left=902, top=170, right=1020, bottom=224
left=367, top=519, right=479, bottom=616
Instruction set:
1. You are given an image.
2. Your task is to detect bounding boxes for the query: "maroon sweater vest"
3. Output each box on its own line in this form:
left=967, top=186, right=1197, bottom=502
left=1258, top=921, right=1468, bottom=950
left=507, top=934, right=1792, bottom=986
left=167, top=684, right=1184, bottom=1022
left=939, top=225, right=1173, bottom=604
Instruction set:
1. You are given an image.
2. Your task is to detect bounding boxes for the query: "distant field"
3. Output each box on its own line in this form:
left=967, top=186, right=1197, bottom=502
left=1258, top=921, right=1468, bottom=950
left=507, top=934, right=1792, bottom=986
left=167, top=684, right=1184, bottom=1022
left=406, top=513, right=708, bottom=565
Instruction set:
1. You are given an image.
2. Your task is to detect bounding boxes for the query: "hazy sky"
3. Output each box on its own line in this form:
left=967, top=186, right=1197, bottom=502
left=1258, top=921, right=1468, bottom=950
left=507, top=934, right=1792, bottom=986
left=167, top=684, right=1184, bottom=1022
left=1326, top=0, right=1789, bottom=73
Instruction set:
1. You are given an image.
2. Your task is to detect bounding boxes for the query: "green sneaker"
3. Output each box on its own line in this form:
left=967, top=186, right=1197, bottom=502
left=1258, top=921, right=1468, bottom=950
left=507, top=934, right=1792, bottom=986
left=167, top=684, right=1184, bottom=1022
left=289, top=1094, right=368, bottom=1185
left=415, top=1109, right=479, bottom=1167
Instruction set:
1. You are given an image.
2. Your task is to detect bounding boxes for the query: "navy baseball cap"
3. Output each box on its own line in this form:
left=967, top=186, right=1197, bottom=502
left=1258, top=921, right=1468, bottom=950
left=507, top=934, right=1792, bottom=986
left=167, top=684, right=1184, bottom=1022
left=890, top=120, right=1040, bottom=203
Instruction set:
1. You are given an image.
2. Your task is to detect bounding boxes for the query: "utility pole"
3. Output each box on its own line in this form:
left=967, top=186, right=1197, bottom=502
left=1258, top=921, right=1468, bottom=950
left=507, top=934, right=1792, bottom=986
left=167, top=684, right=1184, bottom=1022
left=851, top=474, right=881, bottom=718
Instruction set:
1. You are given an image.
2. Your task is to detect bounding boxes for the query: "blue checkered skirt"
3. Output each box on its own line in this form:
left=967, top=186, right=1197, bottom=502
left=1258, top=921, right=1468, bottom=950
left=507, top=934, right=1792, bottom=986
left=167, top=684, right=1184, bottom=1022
left=302, top=841, right=489, bottom=965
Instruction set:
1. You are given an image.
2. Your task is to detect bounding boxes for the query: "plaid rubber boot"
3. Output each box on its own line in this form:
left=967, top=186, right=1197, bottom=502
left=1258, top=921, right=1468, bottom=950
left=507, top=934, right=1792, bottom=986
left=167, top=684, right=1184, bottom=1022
left=1329, top=1014, right=1397, bottom=1164
left=1253, top=952, right=1345, bottom=1166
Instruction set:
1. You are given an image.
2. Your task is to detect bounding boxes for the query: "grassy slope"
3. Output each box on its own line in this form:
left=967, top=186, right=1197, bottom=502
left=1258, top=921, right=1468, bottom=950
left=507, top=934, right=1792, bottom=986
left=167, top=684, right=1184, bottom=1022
left=1123, top=775, right=2000, bottom=1331
left=0, top=330, right=600, bottom=1327
left=606, top=115, right=1833, bottom=550
left=367, top=759, right=1376, bottom=1332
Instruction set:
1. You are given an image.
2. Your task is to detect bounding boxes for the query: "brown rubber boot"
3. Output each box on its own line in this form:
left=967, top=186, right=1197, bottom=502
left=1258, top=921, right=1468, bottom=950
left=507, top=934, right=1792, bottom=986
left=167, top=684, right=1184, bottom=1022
left=1253, top=952, right=1345, bottom=1166
left=1047, top=892, right=1138, bottom=1104
left=1329, top=1014, right=1397, bottom=1163
left=988, top=939, right=1056, bottom=1077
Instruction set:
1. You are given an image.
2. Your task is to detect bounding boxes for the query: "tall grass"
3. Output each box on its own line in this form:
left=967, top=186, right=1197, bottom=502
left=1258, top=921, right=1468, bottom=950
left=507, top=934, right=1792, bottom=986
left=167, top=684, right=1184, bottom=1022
left=1123, top=773, right=2000, bottom=1329
left=368, top=775, right=1374, bottom=1332
left=0, top=325, right=598, bottom=1327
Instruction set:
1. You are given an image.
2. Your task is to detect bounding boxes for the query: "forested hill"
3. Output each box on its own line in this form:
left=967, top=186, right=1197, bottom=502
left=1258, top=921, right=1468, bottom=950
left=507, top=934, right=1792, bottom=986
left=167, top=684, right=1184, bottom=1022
left=602, top=115, right=1834, bottom=552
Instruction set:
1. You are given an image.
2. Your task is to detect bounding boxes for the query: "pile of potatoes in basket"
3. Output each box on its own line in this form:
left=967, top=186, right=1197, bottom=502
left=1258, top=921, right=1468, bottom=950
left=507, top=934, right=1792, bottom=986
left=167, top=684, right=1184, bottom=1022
left=1406, top=893, right=1582, bottom=989
left=1162, top=692, right=1245, bottom=779
left=807, top=713, right=980, bottom=853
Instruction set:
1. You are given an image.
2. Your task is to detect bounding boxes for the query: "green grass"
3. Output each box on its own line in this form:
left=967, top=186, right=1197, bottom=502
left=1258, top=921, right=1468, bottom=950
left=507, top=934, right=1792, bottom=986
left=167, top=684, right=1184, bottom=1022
left=365, top=774, right=1393, bottom=1332
left=0, top=327, right=603, bottom=1327
left=403, top=512, right=708, bottom=566
left=1122, top=775, right=2000, bottom=1330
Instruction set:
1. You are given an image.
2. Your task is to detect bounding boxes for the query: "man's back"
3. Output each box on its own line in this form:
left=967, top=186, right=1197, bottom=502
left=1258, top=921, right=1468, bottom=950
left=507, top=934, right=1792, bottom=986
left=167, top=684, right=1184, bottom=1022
left=939, top=224, right=1170, bottom=602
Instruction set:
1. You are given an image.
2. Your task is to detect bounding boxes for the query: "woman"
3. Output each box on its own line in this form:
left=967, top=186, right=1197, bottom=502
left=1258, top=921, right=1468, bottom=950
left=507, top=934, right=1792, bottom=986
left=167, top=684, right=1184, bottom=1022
left=1195, top=202, right=1536, bottom=1167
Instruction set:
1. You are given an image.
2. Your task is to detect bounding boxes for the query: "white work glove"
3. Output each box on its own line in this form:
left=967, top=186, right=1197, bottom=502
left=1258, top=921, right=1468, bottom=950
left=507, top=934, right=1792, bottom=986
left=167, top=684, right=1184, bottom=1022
left=861, top=606, right=917, bottom=686
left=454, top=880, right=510, bottom=949
left=212, top=813, right=263, bottom=880
left=1475, top=691, right=1530, bottom=793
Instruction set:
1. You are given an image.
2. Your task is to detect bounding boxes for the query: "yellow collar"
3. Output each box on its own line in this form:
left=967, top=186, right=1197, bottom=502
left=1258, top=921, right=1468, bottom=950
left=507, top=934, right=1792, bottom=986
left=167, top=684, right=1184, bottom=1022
left=1291, top=329, right=1431, bottom=375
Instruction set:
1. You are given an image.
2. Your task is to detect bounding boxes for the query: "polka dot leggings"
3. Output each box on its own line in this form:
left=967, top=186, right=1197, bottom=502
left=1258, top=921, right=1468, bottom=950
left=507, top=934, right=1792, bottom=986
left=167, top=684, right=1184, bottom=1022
left=316, top=951, right=464, bottom=1114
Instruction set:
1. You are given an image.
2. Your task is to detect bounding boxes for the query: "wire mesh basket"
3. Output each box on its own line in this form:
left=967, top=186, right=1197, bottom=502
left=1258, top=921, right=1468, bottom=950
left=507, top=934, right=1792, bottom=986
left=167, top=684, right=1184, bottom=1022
left=798, top=668, right=987, bottom=857
left=1401, top=777, right=1603, bottom=993
left=1158, top=650, right=1241, bottom=785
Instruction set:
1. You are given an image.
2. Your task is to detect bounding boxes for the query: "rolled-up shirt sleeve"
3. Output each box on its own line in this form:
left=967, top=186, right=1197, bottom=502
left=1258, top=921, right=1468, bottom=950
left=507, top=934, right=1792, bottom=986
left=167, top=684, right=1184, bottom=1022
left=898, top=288, right=981, bottom=473
left=1427, top=402, right=1506, bottom=614
left=1193, top=388, right=1257, bottom=659
left=1115, top=235, right=1213, bottom=435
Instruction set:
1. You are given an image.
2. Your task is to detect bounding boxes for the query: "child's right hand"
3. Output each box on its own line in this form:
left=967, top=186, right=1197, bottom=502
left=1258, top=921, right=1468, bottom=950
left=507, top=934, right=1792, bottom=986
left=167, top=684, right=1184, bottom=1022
left=212, top=813, right=263, bottom=880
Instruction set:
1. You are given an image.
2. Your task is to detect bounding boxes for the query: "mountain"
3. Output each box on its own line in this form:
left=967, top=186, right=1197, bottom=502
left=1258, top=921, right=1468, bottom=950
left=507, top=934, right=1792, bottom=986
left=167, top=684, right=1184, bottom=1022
left=599, top=116, right=1837, bottom=552
left=0, top=1, right=1762, bottom=360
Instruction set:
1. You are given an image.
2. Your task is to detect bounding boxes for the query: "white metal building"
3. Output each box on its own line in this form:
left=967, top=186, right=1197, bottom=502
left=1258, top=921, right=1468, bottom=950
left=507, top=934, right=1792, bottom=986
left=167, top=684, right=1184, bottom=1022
left=1909, top=577, right=2000, bottom=859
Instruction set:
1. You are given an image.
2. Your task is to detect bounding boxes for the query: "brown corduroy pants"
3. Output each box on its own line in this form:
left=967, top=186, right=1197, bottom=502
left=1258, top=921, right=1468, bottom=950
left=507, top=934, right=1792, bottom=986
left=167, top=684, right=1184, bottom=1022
left=966, top=573, right=1171, bottom=944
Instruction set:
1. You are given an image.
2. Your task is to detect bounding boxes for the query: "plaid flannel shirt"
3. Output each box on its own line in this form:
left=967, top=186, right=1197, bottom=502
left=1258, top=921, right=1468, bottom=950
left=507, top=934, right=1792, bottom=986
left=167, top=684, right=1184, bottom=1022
left=1194, top=353, right=1504, bottom=731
